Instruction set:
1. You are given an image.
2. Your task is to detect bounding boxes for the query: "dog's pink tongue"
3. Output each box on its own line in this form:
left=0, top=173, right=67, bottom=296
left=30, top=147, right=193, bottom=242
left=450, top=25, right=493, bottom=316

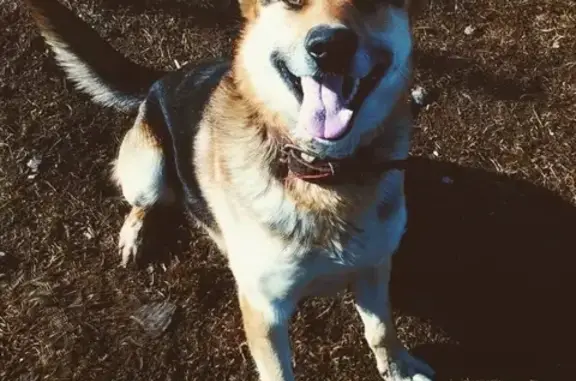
left=298, top=75, right=353, bottom=140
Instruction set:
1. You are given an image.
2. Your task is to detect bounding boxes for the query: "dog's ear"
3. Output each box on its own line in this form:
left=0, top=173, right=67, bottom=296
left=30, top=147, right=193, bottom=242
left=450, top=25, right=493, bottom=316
left=405, top=0, right=428, bottom=20
left=238, top=0, right=260, bottom=20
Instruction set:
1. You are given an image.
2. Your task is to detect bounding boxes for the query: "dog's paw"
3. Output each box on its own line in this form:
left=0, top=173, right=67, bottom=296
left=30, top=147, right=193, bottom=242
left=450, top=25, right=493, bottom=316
left=118, top=215, right=144, bottom=267
left=381, top=349, right=434, bottom=381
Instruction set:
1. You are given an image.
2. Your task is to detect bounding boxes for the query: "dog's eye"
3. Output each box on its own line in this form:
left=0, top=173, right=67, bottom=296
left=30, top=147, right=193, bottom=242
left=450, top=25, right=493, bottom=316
left=355, top=0, right=404, bottom=12
left=281, top=0, right=305, bottom=10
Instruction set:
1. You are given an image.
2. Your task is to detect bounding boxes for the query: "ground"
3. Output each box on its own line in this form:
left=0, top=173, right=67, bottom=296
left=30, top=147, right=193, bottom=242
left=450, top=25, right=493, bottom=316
left=1, top=0, right=575, bottom=380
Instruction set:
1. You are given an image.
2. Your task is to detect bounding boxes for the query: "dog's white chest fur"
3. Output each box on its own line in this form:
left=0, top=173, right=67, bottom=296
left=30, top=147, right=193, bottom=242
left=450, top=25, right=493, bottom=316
left=299, top=170, right=407, bottom=297
left=212, top=169, right=406, bottom=314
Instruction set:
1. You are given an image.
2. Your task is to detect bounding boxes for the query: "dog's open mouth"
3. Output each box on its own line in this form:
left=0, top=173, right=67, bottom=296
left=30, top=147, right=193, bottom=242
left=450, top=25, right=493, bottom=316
left=277, top=62, right=389, bottom=140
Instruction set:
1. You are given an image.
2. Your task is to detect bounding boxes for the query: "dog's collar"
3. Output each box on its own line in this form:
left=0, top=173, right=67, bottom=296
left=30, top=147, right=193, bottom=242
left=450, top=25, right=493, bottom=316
left=278, top=143, right=408, bottom=185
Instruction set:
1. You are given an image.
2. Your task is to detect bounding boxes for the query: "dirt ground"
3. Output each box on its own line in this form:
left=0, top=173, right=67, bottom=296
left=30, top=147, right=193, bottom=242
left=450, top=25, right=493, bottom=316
left=1, top=0, right=575, bottom=380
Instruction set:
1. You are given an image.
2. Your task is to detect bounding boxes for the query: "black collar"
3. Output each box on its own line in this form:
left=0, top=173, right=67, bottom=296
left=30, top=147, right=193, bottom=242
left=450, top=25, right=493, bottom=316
left=279, top=143, right=408, bottom=185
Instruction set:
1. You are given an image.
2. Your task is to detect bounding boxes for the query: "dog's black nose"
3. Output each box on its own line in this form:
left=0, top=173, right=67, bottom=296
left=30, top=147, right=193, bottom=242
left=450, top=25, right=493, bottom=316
left=305, top=26, right=358, bottom=74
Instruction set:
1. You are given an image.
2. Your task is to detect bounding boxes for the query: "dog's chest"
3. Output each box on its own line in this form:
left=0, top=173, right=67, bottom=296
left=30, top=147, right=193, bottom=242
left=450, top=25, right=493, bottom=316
left=222, top=170, right=407, bottom=301
left=300, top=176, right=407, bottom=296
left=300, top=222, right=405, bottom=297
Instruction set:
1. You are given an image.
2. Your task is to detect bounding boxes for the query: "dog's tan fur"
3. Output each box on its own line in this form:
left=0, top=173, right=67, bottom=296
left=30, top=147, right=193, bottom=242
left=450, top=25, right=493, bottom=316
left=197, top=73, right=374, bottom=248
left=239, top=293, right=294, bottom=380
left=26, top=0, right=433, bottom=380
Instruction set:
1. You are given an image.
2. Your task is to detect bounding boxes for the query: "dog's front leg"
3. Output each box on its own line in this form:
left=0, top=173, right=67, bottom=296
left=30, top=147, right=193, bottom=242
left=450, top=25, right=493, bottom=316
left=239, top=294, right=294, bottom=381
left=353, top=263, right=434, bottom=381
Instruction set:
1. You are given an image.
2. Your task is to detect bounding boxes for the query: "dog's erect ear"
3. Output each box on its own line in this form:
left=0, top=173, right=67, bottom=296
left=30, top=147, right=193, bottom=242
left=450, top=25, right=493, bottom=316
left=238, top=0, right=260, bottom=20
left=406, top=0, right=428, bottom=20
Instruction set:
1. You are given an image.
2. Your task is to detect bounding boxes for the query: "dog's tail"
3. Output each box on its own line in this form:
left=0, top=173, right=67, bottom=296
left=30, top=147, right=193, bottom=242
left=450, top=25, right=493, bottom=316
left=24, top=0, right=167, bottom=112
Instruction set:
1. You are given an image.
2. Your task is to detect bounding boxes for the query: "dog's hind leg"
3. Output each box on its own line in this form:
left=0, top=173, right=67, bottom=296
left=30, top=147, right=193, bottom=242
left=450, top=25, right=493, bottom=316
left=113, top=104, right=174, bottom=267
left=353, top=262, right=435, bottom=381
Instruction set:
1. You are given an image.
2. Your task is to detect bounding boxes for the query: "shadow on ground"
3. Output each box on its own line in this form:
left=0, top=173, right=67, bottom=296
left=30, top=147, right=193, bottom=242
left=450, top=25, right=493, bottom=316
left=413, top=49, right=546, bottom=103
left=393, top=157, right=576, bottom=381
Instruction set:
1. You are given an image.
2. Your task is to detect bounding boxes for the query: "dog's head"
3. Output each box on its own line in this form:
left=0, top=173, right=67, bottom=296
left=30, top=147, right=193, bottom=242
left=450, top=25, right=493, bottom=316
left=236, top=0, right=425, bottom=159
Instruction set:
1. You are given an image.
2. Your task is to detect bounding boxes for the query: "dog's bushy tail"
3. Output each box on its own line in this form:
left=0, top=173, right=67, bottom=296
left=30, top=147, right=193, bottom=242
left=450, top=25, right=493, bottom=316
left=24, top=0, right=167, bottom=112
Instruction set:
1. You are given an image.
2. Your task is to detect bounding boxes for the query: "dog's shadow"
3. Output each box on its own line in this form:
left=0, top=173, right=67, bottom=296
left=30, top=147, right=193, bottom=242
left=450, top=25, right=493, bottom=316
left=394, top=157, right=576, bottom=380
left=412, top=49, right=546, bottom=103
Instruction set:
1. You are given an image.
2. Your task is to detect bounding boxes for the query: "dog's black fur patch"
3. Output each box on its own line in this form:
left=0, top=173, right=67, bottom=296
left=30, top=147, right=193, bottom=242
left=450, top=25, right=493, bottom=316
left=144, top=59, right=231, bottom=230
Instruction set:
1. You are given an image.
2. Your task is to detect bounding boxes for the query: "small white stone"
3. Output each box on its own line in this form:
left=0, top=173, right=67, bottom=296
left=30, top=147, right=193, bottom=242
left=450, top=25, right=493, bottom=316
left=464, top=25, right=476, bottom=35
left=26, top=156, right=42, bottom=173
left=411, top=86, right=427, bottom=106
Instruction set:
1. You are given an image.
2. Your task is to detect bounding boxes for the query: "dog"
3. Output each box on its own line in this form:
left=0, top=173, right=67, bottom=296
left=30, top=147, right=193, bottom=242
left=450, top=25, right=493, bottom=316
left=25, top=0, right=433, bottom=380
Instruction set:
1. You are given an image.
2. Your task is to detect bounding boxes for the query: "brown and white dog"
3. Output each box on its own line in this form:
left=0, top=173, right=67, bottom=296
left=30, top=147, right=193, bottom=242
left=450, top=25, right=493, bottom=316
left=25, top=0, right=433, bottom=380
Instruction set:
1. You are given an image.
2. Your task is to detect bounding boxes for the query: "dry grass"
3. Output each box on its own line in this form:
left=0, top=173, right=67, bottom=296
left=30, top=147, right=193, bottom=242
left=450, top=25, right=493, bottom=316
left=1, top=0, right=575, bottom=380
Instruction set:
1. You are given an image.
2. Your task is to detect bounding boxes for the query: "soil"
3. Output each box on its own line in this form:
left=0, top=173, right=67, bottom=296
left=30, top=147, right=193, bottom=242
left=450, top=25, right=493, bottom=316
left=1, top=1, right=575, bottom=380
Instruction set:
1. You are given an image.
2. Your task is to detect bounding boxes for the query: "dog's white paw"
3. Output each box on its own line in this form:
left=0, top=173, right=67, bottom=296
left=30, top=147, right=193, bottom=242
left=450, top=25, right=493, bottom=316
left=118, top=213, right=144, bottom=267
left=381, top=350, right=434, bottom=381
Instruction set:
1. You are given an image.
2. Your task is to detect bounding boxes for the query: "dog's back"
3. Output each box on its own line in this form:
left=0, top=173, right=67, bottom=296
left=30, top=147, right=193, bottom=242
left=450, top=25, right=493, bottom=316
left=143, top=59, right=231, bottom=228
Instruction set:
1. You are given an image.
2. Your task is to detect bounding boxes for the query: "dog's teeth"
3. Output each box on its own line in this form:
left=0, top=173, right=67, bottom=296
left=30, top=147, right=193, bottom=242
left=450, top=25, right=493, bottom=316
left=345, top=79, right=360, bottom=105
left=301, top=153, right=316, bottom=163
